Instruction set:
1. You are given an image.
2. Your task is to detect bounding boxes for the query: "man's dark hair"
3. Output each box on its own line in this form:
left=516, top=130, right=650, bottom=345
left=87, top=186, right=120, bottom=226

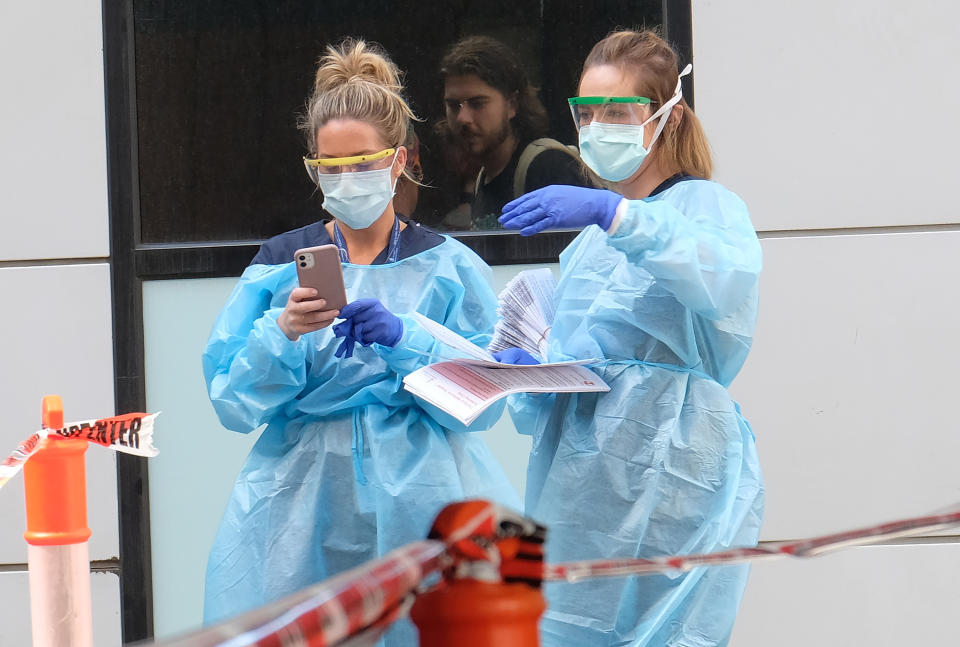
left=440, top=35, right=549, bottom=142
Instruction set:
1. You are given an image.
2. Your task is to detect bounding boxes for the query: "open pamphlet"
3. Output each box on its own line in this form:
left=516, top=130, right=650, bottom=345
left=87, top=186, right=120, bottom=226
left=402, top=270, right=609, bottom=425
left=403, top=359, right=609, bottom=425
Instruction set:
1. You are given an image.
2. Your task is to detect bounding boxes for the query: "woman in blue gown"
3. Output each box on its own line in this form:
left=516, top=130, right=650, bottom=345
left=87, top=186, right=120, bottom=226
left=498, top=29, right=764, bottom=647
left=201, top=38, right=518, bottom=642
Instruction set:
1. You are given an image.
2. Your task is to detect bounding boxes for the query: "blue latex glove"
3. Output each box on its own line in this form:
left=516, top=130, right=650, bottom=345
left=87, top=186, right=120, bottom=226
left=332, top=320, right=357, bottom=359
left=492, top=347, right=541, bottom=365
left=335, top=298, right=403, bottom=351
left=499, top=185, right=623, bottom=236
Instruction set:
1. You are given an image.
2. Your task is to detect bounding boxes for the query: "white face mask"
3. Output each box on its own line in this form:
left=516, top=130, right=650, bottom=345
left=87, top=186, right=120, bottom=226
left=316, top=161, right=398, bottom=230
left=579, top=64, right=692, bottom=183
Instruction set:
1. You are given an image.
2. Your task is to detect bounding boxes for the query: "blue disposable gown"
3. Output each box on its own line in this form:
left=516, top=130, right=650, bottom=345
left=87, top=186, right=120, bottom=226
left=201, top=233, right=520, bottom=642
left=510, top=179, right=764, bottom=647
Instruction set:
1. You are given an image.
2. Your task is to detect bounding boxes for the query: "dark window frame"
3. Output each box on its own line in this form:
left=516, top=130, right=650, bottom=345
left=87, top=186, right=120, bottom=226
left=104, top=0, right=693, bottom=640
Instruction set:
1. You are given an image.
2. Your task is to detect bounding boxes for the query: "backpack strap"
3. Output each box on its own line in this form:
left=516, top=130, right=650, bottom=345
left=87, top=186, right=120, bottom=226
left=513, top=138, right=581, bottom=198
left=474, top=166, right=486, bottom=199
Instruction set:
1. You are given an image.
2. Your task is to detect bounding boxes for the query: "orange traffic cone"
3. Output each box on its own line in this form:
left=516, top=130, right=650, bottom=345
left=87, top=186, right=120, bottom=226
left=23, top=395, right=93, bottom=647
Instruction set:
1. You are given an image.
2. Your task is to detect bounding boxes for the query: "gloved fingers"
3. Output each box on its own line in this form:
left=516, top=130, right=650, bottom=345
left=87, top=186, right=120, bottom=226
left=493, top=347, right=541, bottom=365
left=349, top=302, right=392, bottom=324
left=501, top=190, right=544, bottom=216
left=499, top=193, right=546, bottom=225
left=333, top=320, right=353, bottom=338
left=352, top=322, right=367, bottom=344
left=366, top=321, right=400, bottom=346
left=499, top=199, right=542, bottom=225
left=500, top=205, right=549, bottom=231
left=339, top=298, right=377, bottom=319
left=338, top=303, right=361, bottom=319
left=504, top=207, right=554, bottom=235
left=520, top=216, right=556, bottom=236
left=359, top=321, right=385, bottom=346
left=335, top=336, right=355, bottom=359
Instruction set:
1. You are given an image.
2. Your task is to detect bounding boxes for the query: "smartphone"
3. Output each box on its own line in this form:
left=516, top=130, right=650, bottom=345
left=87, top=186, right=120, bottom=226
left=294, top=244, right=348, bottom=310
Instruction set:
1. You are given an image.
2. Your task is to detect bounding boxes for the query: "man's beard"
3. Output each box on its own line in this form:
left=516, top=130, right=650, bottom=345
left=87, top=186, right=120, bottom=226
left=463, top=114, right=513, bottom=158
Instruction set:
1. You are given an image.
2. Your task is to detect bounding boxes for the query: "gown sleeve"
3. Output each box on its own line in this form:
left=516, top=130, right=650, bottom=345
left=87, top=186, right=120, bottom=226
left=201, top=264, right=311, bottom=433
left=607, top=182, right=761, bottom=320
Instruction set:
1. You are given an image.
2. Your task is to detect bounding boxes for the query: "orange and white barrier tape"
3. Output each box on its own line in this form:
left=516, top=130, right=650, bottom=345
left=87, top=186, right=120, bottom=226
left=143, top=498, right=960, bottom=646
left=0, top=412, right=159, bottom=491
left=543, top=505, right=960, bottom=582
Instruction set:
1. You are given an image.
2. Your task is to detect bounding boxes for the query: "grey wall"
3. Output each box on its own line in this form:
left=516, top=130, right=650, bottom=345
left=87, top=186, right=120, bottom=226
left=0, top=0, right=122, bottom=645
left=692, top=0, right=960, bottom=643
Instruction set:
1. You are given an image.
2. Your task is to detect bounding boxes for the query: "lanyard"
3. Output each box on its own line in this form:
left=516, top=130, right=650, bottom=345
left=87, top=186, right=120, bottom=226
left=332, top=216, right=402, bottom=264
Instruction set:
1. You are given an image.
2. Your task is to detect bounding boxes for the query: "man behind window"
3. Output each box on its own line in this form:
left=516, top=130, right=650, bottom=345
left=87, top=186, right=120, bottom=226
left=439, top=35, right=590, bottom=231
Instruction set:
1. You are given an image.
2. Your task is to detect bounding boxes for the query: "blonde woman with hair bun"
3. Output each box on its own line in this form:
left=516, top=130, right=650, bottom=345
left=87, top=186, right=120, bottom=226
left=201, top=38, right=519, bottom=642
left=498, top=29, right=764, bottom=647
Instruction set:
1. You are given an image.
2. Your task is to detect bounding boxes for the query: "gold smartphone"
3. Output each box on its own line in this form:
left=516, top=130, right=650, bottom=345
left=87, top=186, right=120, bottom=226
left=293, top=244, right=348, bottom=310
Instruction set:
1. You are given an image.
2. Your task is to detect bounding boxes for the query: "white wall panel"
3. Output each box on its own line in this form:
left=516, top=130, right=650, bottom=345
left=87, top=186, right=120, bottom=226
left=730, top=233, right=960, bottom=540
left=144, top=278, right=262, bottom=639
left=0, top=0, right=109, bottom=260
left=0, top=265, right=118, bottom=563
left=692, top=0, right=960, bottom=231
left=732, top=542, right=960, bottom=646
left=0, top=570, right=122, bottom=647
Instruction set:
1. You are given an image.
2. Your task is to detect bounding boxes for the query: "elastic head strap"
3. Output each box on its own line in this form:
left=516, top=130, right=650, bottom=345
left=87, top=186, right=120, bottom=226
left=644, top=63, right=693, bottom=149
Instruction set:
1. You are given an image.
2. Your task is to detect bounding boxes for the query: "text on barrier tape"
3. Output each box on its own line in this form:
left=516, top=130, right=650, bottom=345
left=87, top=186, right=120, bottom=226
left=0, top=412, right=159, bottom=491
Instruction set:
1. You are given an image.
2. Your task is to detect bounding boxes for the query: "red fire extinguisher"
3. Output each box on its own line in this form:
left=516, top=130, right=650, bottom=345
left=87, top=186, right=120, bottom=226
left=411, top=500, right=548, bottom=647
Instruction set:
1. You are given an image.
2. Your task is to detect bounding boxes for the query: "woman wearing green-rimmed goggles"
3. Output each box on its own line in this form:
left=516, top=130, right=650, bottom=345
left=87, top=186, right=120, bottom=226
left=497, top=29, right=763, bottom=647
left=568, top=65, right=690, bottom=183
left=568, top=95, right=654, bottom=129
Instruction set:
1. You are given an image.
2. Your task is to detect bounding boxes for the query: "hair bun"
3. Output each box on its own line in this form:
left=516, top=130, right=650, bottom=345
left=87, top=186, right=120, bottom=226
left=302, top=38, right=417, bottom=160
left=313, top=38, right=402, bottom=96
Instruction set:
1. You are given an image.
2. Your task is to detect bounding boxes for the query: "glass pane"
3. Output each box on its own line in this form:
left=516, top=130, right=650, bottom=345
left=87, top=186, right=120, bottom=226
left=133, top=0, right=661, bottom=243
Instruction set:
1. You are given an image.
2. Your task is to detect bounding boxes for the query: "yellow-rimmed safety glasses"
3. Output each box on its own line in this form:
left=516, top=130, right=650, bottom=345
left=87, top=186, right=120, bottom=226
left=303, top=147, right=396, bottom=184
left=568, top=97, right=654, bottom=131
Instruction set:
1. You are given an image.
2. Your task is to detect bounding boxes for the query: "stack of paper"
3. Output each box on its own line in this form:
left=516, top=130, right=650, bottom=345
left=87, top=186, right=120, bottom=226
left=404, top=361, right=609, bottom=425
left=488, top=268, right=557, bottom=361
left=404, top=312, right=608, bottom=425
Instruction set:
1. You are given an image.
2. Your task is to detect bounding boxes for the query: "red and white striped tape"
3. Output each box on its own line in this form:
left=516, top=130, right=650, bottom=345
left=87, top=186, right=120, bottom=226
left=0, top=412, right=159, bottom=491
left=152, top=540, right=448, bottom=647
left=143, top=496, right=960, bottom=647
left=544, top=506, right=960, bottom=582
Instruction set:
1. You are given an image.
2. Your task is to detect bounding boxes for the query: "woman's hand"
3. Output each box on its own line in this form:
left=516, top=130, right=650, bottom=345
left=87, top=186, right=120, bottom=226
left=333, top=298, right=403, bottom=358
left=499, top=185, right=623, bottom=235
left=277, top=288, right=341, bottom=341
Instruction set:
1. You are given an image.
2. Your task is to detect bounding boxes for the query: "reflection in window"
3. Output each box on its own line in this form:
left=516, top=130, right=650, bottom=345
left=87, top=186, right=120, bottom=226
left=133, top=0, right=661, bottom=244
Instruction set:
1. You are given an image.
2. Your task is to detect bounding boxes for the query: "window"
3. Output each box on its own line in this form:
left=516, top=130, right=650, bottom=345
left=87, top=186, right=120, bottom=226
left=133, top=0, right=662, bottom=246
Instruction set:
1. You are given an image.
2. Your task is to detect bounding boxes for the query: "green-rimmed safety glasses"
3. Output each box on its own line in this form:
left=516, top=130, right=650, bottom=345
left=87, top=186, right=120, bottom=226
left=568, top=96, right=655, bottom=131
left=303, top=147, right=396, bottom=184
